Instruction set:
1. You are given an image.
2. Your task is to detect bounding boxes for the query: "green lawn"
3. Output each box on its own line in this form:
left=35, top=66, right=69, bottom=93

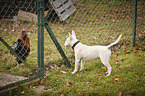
left=37, top=46, right=144, bottom=96
left=2, top=46, right=144, bottom=96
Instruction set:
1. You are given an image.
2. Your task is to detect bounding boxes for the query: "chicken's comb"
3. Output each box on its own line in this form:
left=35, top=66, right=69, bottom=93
left=23, top=28, right=25, bottom=31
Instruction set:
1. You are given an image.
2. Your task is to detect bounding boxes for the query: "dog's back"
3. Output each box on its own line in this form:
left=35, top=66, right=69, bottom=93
left=75, top=45, right=111, bottom=61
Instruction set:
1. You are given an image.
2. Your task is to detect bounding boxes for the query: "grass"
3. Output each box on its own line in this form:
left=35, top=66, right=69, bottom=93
left=2, top=46, right=144, bottom=96
left=0, top=0, right=144, bottom=95
left=37, top=46, right=145, bottom=96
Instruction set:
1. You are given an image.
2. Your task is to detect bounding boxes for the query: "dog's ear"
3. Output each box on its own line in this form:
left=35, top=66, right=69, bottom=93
left=69, top=32, right=72, bottom=37
left=72, top=30, right=76, bottom=37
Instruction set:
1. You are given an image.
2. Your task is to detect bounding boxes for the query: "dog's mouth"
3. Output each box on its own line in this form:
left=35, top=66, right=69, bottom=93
left=65, top=45, right=70, bottom=47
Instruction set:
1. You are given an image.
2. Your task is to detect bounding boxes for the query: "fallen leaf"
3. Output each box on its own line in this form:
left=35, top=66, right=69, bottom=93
left=89, top=22, right=92, bottom=24
left=96, top=73, right=99, bottom=76
left=112, top=19, right=115, bottom=22
left=115, top=78, right=119, bottom=81
left=117, top=58, right=124, bottom=61
left=44, top=86, right=49, bottom=90
left=116, top=62, right=119, bottom=65
left=133, top=49, right=138, bottom=52
left=60, top=71, right=67, bottom=73
left=54, top=64, right=60, bottom=69
left=60, top=94, right=64, bottom=96
left=48, top=50, right=52, bottom=54
left=50, top=66, right=54, bottom=69
left=118, top=91, right=122, bottom=96
left=124, top=50, right=131, bottom=54
left=83, top=70, right=87, bottom=73
left=21, top=90, right=24, bottom=94
left=113, top=78, right=119, bottom=83
left=111, top=36, right=115, bottom=39
left=126, top=64, right=131, bottom=67
left=49, top=86, right=53, bottom=89
left=54, top=64, right=58, bottom=67
left=39, top=80, right=44, bottom=85
left=116, top=59, right=120, bottom=61
left=101, top=67, right=106, bottom=69
left=94, top=36, right=97, bottom=40
left=35, top=38, right=38, bottom=41
left=46, top=68, right=49, bottom=70
left=75, top=74, right=79, bottom=77
left=143, top=73, right=145, bottom=75
left=4, top=29, right=7, bottom=31
left=33, top=86, right=37, bottom=89
left=99, top=76, right=101, bottom=81
left=67, top=82, right=71, bottom=86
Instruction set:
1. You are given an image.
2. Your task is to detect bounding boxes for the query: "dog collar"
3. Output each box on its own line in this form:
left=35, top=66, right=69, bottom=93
left=72, top=41, right=80, bottom=50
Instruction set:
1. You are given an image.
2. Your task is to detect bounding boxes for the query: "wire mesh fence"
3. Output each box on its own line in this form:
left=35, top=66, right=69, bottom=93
left=0, top=0, right=144, bottom=93
left=136, top=0, right=145, bottom=44
left=44, top=0, right=144, bottom=63
left=0, top=0, right=38, bottom=92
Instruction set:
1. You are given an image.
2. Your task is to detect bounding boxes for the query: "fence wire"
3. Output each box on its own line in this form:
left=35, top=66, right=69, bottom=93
left=0, top=0, right=38, bottom=91
left=136, top=0, right=145, bottom=44
left=44, top=0, right=144, bottom=64
left=0, top=0, right=144, bottom=93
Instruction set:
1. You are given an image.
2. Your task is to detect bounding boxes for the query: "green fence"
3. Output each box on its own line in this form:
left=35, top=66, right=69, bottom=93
left=0, top=0, right=144, bottom=93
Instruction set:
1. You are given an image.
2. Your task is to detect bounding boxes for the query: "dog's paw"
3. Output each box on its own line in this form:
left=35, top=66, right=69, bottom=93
left=106, top=73, right=111, bottom=77
left=105, top=71, right=108, bottom=74
left=79, top=69, right=83, bottom=71
left=72, top=72, right=75, bottom=74
left=72, top=71, right=77, bottom=74
left=106, top=74, right=110, bottom=77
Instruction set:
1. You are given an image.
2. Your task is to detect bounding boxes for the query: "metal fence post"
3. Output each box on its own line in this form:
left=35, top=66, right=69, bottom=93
left=37, top=0, right=44, bottom=77
left=133, top=0, right=137, bottom=46
left=44, top=18, right=71, bottom=67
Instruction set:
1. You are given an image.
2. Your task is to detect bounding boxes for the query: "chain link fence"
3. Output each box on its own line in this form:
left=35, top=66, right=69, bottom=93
left=136, top=0, right=145, bottom=44
left=0, top=0, right=144, bottom=93
left=0, top=0, right=38, bottom=92
left=45, top=0, right=144, bottom=63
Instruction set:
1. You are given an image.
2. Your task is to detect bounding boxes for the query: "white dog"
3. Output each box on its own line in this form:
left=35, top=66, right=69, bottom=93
left=64, top=30, right=122, bottom=76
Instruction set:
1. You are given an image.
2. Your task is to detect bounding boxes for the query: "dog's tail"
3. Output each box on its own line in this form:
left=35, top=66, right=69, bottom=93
left=107, top=34, right=122, bottom=48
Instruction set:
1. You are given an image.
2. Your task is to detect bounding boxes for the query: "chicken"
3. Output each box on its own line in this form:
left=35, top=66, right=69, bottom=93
left=11, top=28, right=30, bottom=65
left=0, top=51, right=2, bottom=57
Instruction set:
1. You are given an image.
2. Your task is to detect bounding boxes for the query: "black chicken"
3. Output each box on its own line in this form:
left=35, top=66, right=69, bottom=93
left=11, top=28, right=30, bottom=65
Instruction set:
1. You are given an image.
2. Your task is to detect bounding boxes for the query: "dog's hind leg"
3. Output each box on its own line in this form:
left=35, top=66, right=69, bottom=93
left=80, top=60, right=85, bottom=71
left=105, top=63, right=112, bottom=76
left=100, top=57, right=112, bottom=76
left=102, top=62, right=112, bottom=76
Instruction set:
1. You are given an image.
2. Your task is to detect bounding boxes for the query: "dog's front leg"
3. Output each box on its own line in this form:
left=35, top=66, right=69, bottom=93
left=80, top=60, right=85, bottom=71
left=72, top=59, right=80, bottom=74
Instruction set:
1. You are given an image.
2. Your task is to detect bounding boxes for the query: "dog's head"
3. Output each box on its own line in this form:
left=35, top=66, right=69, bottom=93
left=64, top=30, right=78, bottom=47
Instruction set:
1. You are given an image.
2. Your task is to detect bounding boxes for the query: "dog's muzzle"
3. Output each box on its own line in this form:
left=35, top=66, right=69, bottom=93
left=64, top=43, right=70, bottom=47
